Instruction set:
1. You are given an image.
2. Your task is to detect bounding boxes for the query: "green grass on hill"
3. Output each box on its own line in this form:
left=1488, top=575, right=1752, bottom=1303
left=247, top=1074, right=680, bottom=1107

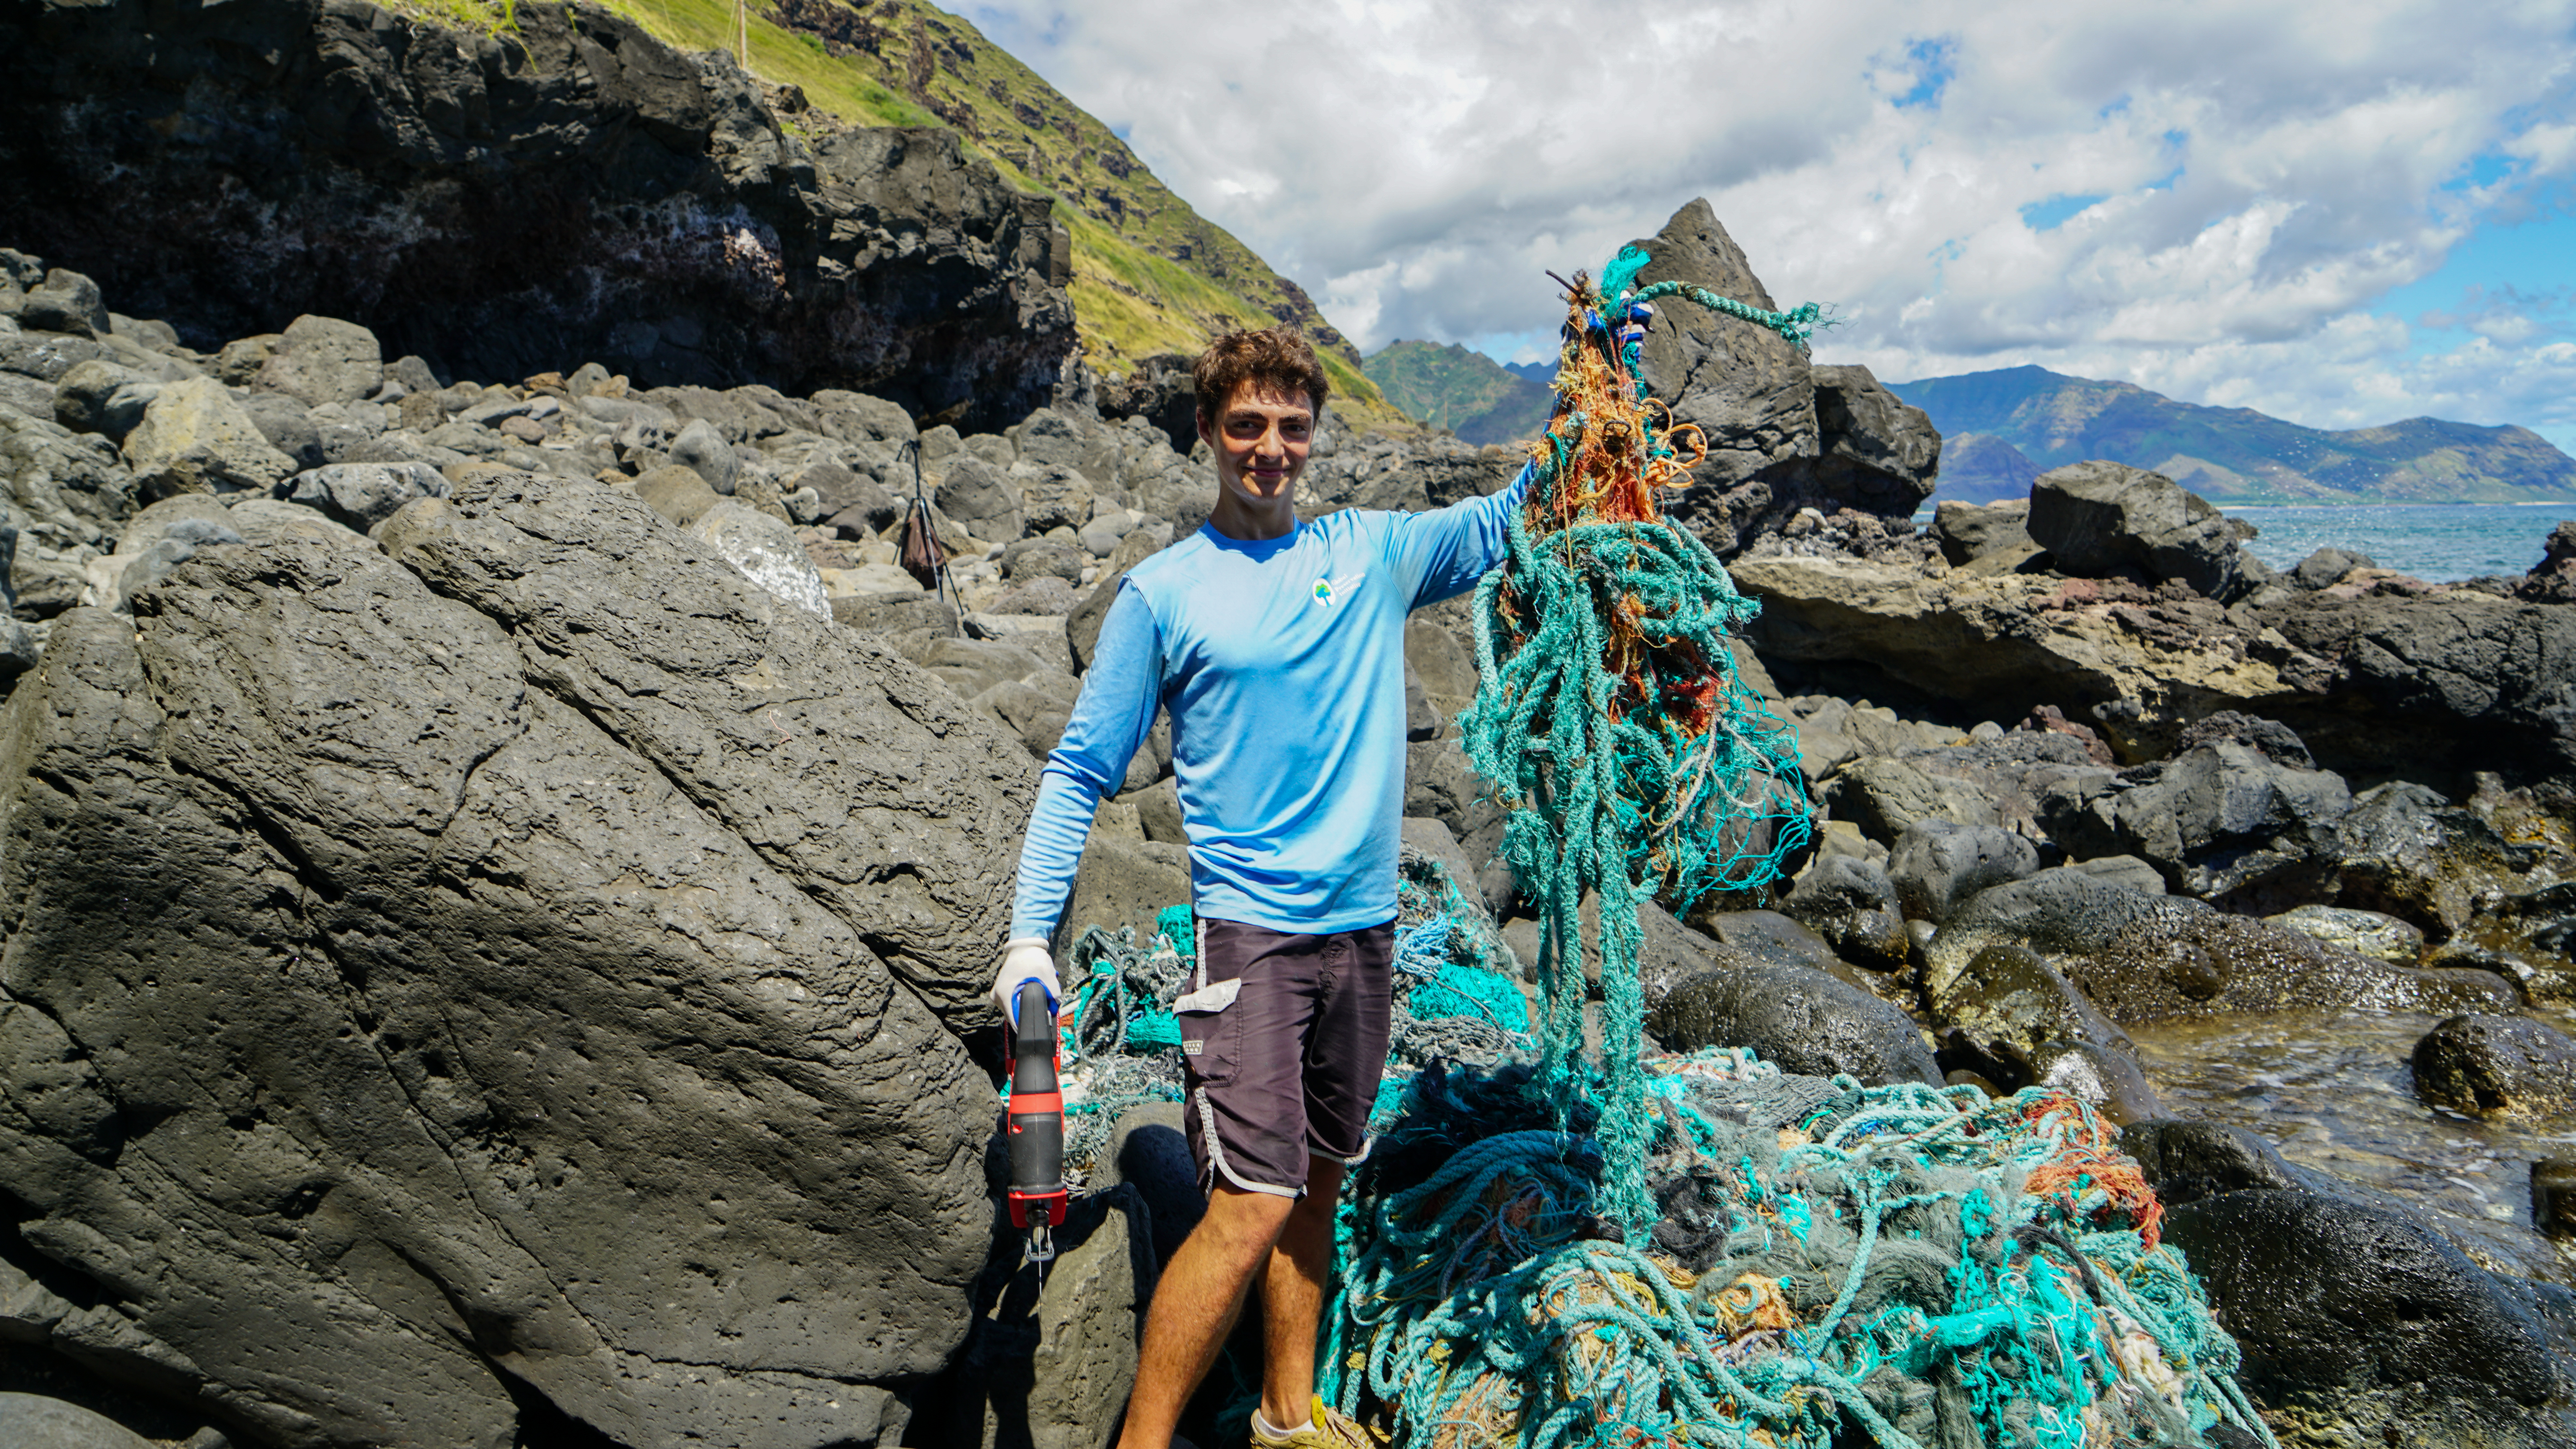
left=376, top=0, right=1407, bottom=430
left=1365, top=339, right=1554, bottom=445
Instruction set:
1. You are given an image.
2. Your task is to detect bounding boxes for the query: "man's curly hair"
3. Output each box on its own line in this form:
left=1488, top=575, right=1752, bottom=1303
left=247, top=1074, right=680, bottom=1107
left=1192, top=326, right=1330, bottom=429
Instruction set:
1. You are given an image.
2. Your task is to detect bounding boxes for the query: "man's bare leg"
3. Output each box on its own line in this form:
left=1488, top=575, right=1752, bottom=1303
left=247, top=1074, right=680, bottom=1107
left=1258, top=1154, right=1345, bottom=1429
left=1117, top=1183, right=1298, bottom=1449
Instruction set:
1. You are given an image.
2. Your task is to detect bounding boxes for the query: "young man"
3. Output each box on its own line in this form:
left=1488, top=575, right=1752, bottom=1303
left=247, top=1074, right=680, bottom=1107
left=994, top=326, right=1529, bottom=1448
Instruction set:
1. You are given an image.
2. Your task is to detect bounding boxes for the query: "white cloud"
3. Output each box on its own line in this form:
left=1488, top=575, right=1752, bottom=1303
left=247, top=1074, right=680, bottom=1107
left=963, top=0, right=2576, bottom=446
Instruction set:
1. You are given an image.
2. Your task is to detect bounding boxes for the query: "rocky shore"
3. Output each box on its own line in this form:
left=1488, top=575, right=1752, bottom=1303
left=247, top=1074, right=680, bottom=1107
left=5, top=0, right=2576, bottom=1444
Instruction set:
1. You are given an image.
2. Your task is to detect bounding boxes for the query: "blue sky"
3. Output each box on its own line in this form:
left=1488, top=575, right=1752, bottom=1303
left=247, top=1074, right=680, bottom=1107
left=963, top=1, right=2576, bottom=452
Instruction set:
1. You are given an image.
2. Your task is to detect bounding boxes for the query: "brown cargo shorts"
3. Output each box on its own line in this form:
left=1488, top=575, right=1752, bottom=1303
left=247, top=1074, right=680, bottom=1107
left=1174, top=916, right=1394, bottom=1199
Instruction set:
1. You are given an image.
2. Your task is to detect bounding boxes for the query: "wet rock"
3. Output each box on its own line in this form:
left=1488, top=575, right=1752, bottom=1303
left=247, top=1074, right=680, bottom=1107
left=2041, top=741, right=2350, bottom=909
left=2027, top=460, right=2250, bottom=601
left=1780, top=855, right=1906, bottom=969
left=1645, top=953, right=1940, bottom=1086
left=1924, top=939, right=2152, bottom=1116
left=254, top=315, right=383, bottom=407
left=119, top=377, right=298, bottom=500
left=1925, top=867, right=2515, bottom=1024
left=1884, top=818, right=2038, bottom=924
left=280, top=462, right=449, bottom=533
left=2119, top=1119, right=2307, bottom=1208
left=2329, top=781, right=2529, bottom=939
left=2411, top=1014, right=2576, bottom=1120
left=2266, top=904, right=2423, bottom=963
left=2163, top=1189, right=2563, bottom=1445
left=2533, top=1158, right=2576, bottom=1239
left=687, top=499, right=830, bottom=618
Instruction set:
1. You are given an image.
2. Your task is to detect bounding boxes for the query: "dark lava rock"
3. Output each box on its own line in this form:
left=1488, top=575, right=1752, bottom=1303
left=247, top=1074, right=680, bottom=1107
left=1930, top=497, right=2032, bottom=567
left=0, top=0, right=1074, bottom=427
left=1646, top=955, right=1940, bottom=1087
left=2173, top=708, right=2315, bottom=770
left=999, top=537, right=1084, bottom=584
left=2041, top=741, right=2351, bottom=910
left=2027, top=460, right=2250, bottom=601
left=1926, top=867, right=2517, bottom=1025
left=1779, top=855, right=1907, bottom=969
left=2534, top=1157, right=2576, bottom=1239
left=2411, top=1013, right=2576, bottom=1119
left=2292, top=546, right=2373, bottom=590
left=2257, top=585, right=2576, bottom=775
left=2164, top=1188, right=2568, bottom=1446
left=1623, top=199, right=1886, bottom=559
left=1884, top=817, right=2038, bottom=924
left=2118, top=1119, right=2307, bottom=1208
left=3, top=465, right=1030, bottom=1445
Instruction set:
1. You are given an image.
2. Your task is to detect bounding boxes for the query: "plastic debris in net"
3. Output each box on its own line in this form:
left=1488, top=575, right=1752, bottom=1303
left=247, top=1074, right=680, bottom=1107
left=1458, top=246, right=1817, bottom=1233
left=1320, top=1053, right=2279, bottom=1449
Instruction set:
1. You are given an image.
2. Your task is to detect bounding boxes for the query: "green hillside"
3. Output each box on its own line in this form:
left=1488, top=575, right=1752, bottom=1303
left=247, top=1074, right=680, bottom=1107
left=391, top=0, right=1404, bottom=428
left=1363, top=340, right=1554, bottom=445
left=1891, top=365, right=2576, bottom=504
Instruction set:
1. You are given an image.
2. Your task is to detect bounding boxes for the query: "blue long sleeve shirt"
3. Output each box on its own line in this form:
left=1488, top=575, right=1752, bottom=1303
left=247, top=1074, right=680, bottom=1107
left=1010, top=465, right=1532, bottom=942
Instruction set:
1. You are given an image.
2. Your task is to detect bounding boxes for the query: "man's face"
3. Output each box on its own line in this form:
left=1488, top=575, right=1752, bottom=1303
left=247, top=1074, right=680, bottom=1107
left=1201, top=384, right=1315, bottom=510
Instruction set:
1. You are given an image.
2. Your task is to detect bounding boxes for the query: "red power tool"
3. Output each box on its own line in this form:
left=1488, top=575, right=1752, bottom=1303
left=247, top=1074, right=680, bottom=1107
left=1006, top=979, right=1066, bottom=1262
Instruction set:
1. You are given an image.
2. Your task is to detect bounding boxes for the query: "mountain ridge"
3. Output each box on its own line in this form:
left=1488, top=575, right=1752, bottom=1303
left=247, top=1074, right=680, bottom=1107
left=1891, top=364, right=2576, bottom=505
left=1364, top=340, right=1554, bottom=445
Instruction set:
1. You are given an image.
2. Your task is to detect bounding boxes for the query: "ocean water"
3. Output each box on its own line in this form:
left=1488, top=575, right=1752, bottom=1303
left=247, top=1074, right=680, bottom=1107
left=2220, top=503, right=2575, bottom=583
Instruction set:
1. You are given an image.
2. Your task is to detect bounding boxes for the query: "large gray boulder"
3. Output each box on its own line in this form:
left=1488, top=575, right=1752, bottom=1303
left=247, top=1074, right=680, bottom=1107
left=2, top=464, right=1028, bottom=1445
left=2026, top=460, right=2250, bottom=601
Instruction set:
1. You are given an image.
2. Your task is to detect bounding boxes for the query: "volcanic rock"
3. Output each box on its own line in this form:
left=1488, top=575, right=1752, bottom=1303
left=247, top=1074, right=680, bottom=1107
left=0, top=0, right=1074, bottom=428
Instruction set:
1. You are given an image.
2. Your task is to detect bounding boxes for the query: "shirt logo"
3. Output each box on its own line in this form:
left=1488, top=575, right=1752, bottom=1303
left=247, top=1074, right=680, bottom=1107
left=1311, top=571, right=1363, bottom=608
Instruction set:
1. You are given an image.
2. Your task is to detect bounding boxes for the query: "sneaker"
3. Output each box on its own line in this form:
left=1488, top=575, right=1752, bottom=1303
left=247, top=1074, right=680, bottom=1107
left=1248, top=1396, right=1384, bottom=1449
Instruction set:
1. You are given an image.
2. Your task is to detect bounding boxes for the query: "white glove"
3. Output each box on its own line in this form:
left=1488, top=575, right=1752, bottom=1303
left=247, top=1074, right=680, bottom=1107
left=991, top=937, right=1061, bottom=1026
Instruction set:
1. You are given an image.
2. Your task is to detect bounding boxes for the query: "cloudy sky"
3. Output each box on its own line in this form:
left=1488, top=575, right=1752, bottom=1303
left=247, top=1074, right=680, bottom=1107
left=962, top=0, right=2576, bottom=450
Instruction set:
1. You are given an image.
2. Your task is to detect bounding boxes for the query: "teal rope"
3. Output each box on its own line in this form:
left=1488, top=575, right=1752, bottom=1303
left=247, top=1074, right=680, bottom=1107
left=1460, top=246, right=1816, bottom=1232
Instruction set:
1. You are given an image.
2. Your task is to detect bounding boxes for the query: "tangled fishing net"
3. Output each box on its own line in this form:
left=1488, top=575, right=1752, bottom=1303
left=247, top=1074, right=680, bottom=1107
left=1321, top=1057, right=2275, bottom=1449
left=1314, top=248, right=2275, bottom=1448
left=1458, top=245, right=1816, bottom=1230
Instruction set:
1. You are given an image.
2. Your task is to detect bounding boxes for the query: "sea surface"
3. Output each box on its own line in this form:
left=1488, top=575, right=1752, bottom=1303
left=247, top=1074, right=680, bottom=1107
left=2220, top=503, right=2575, bottom=583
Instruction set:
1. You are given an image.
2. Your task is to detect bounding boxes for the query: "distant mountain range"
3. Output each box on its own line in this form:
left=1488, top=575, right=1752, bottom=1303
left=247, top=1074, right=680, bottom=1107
left=1364, top=341, right=1555, bottom=445
left=1888, top=365, right=2576, bottom=505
